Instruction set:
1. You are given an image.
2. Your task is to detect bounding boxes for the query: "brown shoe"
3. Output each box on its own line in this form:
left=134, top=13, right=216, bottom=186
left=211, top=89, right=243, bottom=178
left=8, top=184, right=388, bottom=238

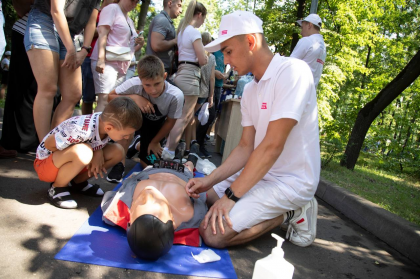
left=0, top=145, right=17, bottom=158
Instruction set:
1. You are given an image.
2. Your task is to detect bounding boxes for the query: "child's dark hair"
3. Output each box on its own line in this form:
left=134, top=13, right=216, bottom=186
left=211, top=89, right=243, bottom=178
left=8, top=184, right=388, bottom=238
left=137, top=55, right=165, bottom=80
left=101, top=97, right=143, bottom=130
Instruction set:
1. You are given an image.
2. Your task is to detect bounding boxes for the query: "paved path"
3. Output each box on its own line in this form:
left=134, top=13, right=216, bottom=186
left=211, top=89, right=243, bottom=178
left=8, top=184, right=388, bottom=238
left=0, top=112, right=419, bottom=278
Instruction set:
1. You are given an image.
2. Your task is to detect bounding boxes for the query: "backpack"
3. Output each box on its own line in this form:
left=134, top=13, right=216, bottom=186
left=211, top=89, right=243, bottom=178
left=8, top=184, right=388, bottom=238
left=64, top=0, right=99, bottom=35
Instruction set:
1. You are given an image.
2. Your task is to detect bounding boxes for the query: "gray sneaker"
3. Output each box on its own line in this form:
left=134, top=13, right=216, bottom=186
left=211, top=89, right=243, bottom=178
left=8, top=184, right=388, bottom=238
left=285, top=197, right=318, bottom=247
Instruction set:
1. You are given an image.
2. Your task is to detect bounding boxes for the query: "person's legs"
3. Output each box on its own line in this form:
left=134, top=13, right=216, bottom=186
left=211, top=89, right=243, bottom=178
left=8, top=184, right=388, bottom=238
left=107, top=135, right=133, bottom=183
left=76, top=142, right=125, bottom=183
left=165, top=95, right=198, bottom=151
left=52, top=61, right=82, bottom=129
left=200, top=174, right=300, bottom=248
left=27, top=49, right=60, bottom=141
left=91, top=60, right=125, bottom=112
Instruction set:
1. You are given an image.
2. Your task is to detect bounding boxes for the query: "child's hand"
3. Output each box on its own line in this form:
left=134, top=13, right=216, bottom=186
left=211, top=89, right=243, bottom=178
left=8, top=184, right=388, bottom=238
left=148, top=141, right=163, bottom=158
left=133, top=96, right=155, bottom=114
left=88, top=150, right=106, bottom=179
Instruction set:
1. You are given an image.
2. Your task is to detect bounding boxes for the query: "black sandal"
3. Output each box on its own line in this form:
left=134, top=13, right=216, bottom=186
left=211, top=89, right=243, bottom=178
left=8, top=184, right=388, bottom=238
left=69, top=180, right=104, bottom=197
left=48, top=185, right=78, bottom=209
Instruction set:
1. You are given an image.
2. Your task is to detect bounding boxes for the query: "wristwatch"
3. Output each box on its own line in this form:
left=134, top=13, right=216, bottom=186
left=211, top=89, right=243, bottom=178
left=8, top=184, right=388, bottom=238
left=225, top=187, right=240, bottom=202
left=81, top=45, right=92, bottom=53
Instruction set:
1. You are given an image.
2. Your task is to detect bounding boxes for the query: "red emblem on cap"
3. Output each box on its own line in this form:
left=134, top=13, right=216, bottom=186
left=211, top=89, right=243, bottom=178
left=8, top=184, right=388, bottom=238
left=221, top=30, right=227, bottom=35
left=261, top=103, right=267, bottom=109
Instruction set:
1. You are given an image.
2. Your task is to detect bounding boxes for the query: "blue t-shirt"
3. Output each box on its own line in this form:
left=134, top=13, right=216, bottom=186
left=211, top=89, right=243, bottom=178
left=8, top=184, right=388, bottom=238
left=213, top=50, right=225, bottom=87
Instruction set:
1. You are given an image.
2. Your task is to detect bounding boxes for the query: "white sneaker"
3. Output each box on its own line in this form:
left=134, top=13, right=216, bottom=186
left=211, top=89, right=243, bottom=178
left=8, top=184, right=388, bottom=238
left=285, top=197, right=318, bottom=247
left=161, top=148, right=175, bottom=160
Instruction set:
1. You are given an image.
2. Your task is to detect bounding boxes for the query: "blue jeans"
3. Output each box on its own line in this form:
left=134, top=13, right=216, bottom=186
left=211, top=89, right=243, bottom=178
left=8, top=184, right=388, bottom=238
left=24, top=8, right=68, bottom=60
left=81, top=57, right=95, bottom=103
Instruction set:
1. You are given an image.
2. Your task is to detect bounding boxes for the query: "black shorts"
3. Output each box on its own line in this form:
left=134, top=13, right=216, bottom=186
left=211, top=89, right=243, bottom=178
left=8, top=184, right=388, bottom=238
left=1, top=71, right=9, bottom=85
left=136, top=115, right=166, bottom=165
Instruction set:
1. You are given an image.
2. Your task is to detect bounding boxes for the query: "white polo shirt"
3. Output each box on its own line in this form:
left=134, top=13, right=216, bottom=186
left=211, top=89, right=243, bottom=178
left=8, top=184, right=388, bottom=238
left=290, top=34, right=326, bottom=88
left=241, top=54, right=320, bottom=207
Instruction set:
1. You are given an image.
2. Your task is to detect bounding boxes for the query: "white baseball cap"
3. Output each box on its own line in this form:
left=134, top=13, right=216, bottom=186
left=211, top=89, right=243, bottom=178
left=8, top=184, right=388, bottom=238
left=204, top=11, right=263, bottom=53
left=297, top=14, right=322, bottom=28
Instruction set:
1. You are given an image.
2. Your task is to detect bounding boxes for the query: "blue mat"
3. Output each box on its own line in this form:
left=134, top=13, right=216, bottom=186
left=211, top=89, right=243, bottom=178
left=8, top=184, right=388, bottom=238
left=55, top=163, right=237, bottom=279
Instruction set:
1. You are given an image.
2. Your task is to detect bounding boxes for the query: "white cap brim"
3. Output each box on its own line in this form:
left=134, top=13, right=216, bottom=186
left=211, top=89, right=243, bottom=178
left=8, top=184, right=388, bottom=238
left=296, top=20, right=303, bottom=26
left=204, top=34, right=236, bottom=53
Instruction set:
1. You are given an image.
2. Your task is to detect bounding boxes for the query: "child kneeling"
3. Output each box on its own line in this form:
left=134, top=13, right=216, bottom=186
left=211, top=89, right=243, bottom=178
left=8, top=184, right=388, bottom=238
left=34, top=97, right=143, bottom=209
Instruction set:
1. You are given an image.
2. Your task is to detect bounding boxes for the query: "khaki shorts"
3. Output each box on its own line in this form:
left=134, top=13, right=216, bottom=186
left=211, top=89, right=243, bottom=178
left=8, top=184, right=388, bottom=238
left=174, top=64, right=201, bottom=96
left=213, top=170, right=300, bottom=233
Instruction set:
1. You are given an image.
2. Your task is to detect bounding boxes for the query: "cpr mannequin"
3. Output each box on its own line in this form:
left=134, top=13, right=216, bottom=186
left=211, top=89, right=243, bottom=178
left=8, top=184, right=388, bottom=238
left=101, top=143, right=207, bottom=261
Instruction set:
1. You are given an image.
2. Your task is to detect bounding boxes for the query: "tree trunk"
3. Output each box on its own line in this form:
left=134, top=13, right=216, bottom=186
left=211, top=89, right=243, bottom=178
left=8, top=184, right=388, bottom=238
left=340, top=50, right=420, bottom=170
left=290, top=0, right=307, bottom=54
left=137, top=0, right=151, bottom=31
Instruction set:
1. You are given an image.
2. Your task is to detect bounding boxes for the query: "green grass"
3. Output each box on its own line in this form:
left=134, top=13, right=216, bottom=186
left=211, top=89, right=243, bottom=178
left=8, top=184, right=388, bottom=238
left=321, top=153, right=420, bottom=226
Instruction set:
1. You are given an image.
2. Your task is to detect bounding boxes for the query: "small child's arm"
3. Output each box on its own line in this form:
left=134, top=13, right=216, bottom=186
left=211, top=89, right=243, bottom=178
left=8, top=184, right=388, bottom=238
left=44, top=134, right=59, bottom=152
left=88, top=149, right=106, bottom=179
left=148, top=118, right=177, bottom=157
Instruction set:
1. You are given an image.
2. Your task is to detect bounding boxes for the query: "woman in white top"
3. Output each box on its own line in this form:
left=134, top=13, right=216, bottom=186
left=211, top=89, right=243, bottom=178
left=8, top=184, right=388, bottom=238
left=162, top=0, right=208, bottom=160
left=91, top=0, right=144, bottom=112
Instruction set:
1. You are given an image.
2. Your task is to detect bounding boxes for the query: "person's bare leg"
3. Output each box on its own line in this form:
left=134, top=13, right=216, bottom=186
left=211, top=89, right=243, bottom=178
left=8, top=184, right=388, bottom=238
left=73, top=143, right=125, bottom=183
left=51, top=62, right=82, bottom=129
left=0, top=84, right=6, bottom=99
left=27, top=49, right=60, bottom=141
left=166, top=95, right=198, bottom=151
left=95, top=94, right=108, bottom=112
left=52, top=143, right=94, bottom=187
left=199, top=214, right=284, bottom=248
left=82, top=102, right=93, bottom=115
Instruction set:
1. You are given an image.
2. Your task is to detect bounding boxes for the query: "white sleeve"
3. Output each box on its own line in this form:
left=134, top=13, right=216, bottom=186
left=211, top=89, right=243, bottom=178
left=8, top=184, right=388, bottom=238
left=189, top=27, right=202, bottom=44
left=115, top=77, right=142, bottom=95
left=240, top=87, right=254, bottom=127
left=270, top=60, right=314, bottom=123
left=290, top=38, right=311, bottom=60
left=54, top=120, right=86, bottom=150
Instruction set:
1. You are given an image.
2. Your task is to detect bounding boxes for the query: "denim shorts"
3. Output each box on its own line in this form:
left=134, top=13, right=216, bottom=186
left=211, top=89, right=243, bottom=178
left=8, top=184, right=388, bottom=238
left=81, top=57, right=96, bottom=103
left=24, top=8, right=68, bottom=60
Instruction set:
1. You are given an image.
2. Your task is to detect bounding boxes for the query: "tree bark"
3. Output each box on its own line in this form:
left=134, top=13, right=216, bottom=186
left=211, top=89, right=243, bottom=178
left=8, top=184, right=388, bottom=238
left=340, top=50, right=420, bottom=170
left=290, top=0, right=307, bottom=54
left=137, top=0, right=151, bottom=31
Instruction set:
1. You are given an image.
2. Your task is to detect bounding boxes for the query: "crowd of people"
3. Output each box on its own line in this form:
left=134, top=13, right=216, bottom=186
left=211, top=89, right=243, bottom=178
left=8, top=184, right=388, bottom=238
left=0, top=0, right=327, bottom=264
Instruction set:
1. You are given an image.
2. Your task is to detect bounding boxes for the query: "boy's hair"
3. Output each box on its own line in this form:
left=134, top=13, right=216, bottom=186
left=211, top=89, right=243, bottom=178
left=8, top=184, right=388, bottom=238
left=201, top=32, right=212, bottom=46
left=101, top=97, right=143, bottom=130
left=137, top=55, right=166, bottom=80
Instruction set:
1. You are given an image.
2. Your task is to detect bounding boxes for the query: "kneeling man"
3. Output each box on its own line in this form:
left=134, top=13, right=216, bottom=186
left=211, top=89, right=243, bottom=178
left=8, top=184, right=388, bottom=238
left=186, top=11, right=320, bottom=248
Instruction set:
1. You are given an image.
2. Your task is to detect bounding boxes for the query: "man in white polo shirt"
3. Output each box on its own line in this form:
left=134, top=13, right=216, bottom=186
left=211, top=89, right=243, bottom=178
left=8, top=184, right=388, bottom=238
left=185, top=11, right=320, bottom=249
left=291, top=14, right=327, bottom=88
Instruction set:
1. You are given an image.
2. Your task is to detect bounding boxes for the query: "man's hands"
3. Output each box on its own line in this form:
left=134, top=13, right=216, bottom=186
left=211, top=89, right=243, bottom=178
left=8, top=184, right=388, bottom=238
left=185, top=176, right=213, bottom=198
left=215, top=70, right=228, bottom=80
left=202, top=195, right=234, bottom=235
left=88, top=150, right=106, bottom=179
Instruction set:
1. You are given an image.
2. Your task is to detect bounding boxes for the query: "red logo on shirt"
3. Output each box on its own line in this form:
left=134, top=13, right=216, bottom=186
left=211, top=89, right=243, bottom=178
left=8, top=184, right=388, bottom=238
left=221, top=30, right=227, bottom=35
left=261, top=103, right=267, bottom=109
left=317, top=59, right=324, bottom=65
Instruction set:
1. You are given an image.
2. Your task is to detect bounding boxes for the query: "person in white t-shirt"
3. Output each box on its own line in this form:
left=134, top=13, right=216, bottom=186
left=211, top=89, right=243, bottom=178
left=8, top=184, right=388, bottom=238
left=290, top=14, right=327, bottom=89
left=91, top=1, right=145, bottom=112
left=185, top=11, right=320, bottom=249
left=161, top=0, right=208, bottom=160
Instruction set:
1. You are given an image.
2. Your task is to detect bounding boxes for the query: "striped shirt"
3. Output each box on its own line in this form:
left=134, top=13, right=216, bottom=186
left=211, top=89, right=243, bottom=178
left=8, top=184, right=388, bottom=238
left=12, top=14, right=28, bottom=36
